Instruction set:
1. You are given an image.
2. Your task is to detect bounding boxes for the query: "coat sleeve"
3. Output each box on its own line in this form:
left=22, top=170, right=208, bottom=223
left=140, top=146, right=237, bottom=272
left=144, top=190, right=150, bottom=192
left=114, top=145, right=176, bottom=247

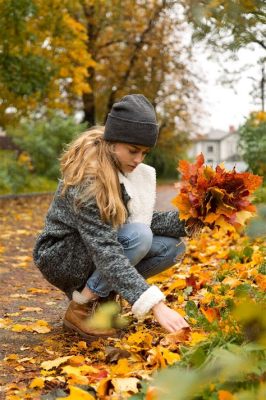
left=151, top=210, right=187, bottom=238
left=71, top=195, right=165, bottom=317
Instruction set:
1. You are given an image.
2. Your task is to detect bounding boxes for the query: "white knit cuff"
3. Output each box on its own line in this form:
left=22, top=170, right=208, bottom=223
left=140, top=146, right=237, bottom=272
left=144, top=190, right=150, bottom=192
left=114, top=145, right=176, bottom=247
left=131, top=285, right=165, bottom=319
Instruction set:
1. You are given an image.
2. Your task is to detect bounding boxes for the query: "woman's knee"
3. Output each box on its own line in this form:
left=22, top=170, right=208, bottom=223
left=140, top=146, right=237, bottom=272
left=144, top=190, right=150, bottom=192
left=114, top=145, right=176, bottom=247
left=130, top=223, right=153, bottom=255
left=118, top=223, right=153, bottom=262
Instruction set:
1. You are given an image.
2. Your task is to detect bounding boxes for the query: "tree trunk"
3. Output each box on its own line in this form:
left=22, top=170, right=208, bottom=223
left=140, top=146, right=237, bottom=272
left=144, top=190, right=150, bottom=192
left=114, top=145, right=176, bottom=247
left=105, top=90, right=117, bottom=123
left=82, top=87, right=95, bottom=125
left=261, top=62, right=265, bottom=112
left=81, top=2, right=97, bottom=125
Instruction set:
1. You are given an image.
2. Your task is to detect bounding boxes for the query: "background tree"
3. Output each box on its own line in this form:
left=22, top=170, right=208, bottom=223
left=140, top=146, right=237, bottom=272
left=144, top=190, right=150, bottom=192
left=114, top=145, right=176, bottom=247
left=78, top=0, right=202, bottom=175
left=239, top=111, right=266, bottom=180
left=182, top=0, right=266, bottom=112
left=1, top=0, right=203, bottom=180
left=0, top=0, right=95, bottom=127
left=183, top=0, right=266, bottom=52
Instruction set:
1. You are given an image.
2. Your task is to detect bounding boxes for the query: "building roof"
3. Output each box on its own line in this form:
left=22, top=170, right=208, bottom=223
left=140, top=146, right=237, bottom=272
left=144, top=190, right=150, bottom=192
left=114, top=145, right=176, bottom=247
left=193, top=129, right=238, bottom=142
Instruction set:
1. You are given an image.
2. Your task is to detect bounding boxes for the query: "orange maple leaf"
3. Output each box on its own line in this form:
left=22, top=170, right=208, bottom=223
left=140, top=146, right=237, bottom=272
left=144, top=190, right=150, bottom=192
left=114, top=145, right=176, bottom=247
left=172, top=154, right=263, bottom=232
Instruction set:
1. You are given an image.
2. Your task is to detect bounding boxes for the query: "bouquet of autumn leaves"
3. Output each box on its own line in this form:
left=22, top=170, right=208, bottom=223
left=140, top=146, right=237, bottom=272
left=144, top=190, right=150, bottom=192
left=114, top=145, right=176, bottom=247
left=172, top=154, right=263, bottom=235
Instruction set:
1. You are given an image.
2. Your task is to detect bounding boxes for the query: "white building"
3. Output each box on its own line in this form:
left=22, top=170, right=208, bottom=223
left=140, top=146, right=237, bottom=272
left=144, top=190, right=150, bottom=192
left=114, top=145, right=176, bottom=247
left=188, top=128, right=248, bottom=171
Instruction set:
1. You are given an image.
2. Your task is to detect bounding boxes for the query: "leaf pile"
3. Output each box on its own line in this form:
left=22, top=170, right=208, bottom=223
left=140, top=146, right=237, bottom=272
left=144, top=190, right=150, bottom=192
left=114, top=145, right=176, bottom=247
left=172, top=153, right=263, bottom=232
left=0, top=195, right=265, bottom=400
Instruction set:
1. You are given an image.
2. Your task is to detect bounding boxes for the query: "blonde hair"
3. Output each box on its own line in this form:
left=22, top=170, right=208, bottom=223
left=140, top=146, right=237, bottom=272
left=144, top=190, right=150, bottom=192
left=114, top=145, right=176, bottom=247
left=59, top=126, right=127, bottom=227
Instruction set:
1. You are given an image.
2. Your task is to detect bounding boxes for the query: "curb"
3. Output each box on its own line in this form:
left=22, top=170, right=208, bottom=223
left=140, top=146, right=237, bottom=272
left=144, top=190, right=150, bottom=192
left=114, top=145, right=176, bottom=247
left=0, top=192, right=54, bottom=200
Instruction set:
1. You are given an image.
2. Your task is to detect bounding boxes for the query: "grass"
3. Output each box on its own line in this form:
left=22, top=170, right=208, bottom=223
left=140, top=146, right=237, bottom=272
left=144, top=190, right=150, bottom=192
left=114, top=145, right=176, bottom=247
left=0, top=175, right=58, bottom=196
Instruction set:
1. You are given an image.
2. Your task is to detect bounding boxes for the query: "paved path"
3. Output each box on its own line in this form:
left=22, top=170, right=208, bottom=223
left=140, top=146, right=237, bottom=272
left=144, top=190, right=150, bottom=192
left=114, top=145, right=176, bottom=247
left=155, top=184, right=176, bottom=211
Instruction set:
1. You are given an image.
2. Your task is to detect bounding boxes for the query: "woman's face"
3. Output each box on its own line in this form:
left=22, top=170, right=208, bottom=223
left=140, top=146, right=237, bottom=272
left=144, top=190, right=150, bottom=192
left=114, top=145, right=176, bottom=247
left=113, top=143, right=150, bottom=173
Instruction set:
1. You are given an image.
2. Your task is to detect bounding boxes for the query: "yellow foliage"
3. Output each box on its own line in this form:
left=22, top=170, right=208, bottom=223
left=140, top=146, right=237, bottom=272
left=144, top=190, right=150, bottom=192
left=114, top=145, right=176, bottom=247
left=0, top=0, right=95, bottom=125
left=111, top=377, right=139, bottom=396
left=41, top=356, right=72, bottom=370
left=56, top=385, right=95, bottom=400
left=29, top=377, right=45, bottom=389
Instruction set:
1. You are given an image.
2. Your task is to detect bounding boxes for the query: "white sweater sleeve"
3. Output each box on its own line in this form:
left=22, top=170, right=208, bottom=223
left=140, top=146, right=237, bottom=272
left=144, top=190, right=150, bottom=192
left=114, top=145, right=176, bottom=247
left=131, top=285, right=165, bottom=318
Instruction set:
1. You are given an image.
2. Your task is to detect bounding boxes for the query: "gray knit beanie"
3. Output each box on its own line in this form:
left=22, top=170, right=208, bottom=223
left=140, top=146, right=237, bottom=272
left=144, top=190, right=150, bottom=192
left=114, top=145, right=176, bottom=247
left=104, top=94, right=159, bottom=147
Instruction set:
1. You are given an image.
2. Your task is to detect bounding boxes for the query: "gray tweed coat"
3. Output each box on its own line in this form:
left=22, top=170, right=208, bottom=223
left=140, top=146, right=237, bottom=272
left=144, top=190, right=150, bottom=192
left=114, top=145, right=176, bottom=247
left=33, top=181, right=186, bottom=305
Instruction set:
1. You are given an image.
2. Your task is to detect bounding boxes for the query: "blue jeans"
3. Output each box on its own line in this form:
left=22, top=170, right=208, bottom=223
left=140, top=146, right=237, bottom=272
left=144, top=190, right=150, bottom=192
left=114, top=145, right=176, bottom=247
left=86, top=222, right=185, bottom=297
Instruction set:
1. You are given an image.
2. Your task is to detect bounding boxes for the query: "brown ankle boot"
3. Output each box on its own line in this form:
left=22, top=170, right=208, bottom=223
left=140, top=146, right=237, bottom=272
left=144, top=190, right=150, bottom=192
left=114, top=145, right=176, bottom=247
left=63, top=300, right=118, bottom=340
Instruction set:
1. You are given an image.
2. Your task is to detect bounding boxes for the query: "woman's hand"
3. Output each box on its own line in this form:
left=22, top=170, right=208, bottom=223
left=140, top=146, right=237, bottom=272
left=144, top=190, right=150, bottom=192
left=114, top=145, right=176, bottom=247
left=152, top=301, right=189, bottom=333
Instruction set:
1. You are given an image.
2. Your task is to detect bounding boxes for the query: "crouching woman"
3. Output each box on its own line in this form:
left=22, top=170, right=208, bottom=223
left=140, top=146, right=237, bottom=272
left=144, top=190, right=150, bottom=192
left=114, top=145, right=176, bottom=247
left=33, top=94, right=190, bottom=339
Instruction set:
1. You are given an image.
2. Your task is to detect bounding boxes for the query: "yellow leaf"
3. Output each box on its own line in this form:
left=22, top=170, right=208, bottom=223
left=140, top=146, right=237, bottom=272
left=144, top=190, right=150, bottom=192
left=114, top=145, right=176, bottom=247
left=16, top=229, right=31, bottom=235
left=10, top=293, right=32, bottom=299
left=15, top=366, right=25, bottom=371
left=69, top=355, right=85, bottom=366
left=97, top=377, right=112, bottom=397
left=31, top=321, right=51, bottom=333
left=56, top=385, right=95, bottom=399
left=222, top=277, right=241, bottom=288
left=255, top=274, right=266, bottom=291
left=19, top=306, right=42, bottom=313
left=15, top=255, right=32, bottom=262
left=16, top=261, right=30, bottom=268
left=204, top=213, right=219, bottom=223
left=62, top=365, right=98, bottom=377
left=147, top=347, right=166, bottom=369
left=111, top=377, right=139, bottom=395
left=215, top=216, right=235, bottom=233
left=77, top=341, right=87, bottom=350
left=17, top=357, right=35, bottom=363
left=4, top=354, right=18, bottom=361
left=11, top=324, right=28, bottom=332
left=160, top=328, right=191, bottom=346
left=29, top=377, right=45, bottom=389
left=110, top=358, right=132, bottom=377
left=41, top=356, right=72, bottom=370
left=27, top=288, right=50, bottom=294
left=235, top=210, right=253, bottom=226
left=127, top=331, right=153, bottom=349
left=160, top=347, right=181, bottom=365
left=164, top=279, right=186, bottom=294
left=189, top=332, right=208, bottom=346
left=200, top=307, right=219, bottom=322
left=0, top=318, right=13, bottom=328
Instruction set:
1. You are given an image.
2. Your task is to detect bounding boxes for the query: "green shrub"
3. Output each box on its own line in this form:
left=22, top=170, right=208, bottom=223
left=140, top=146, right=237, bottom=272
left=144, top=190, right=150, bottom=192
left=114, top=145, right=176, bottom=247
left=0, top=150, right=29, bottom=193
left=7, top=113, right=87, bottom=180
left=0, top=150, right=59, bottom=194
left=238, top=112, right=266, bottom=180
left=145, top=145, right=182, bottom=179
left=253, top=186, right=266, bottom=204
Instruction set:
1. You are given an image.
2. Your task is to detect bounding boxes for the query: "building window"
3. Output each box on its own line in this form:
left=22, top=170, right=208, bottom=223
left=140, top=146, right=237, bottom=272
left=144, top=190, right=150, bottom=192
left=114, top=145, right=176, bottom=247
left=207, top=145, right=214, bottom=153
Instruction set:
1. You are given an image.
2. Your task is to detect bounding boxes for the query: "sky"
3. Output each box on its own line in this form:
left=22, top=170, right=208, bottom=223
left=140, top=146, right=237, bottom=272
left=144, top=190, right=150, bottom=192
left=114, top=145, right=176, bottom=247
left=194, top=44, right=265, bottom=133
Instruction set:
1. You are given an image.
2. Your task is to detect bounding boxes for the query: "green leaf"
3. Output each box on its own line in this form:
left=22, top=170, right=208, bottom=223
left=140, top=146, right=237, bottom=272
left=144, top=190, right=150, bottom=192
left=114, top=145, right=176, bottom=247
left=258, top=262, right=266, bottom=275
left=243, top=246, right=254, bottom=261
left=185, top=300, right=199, bottom=318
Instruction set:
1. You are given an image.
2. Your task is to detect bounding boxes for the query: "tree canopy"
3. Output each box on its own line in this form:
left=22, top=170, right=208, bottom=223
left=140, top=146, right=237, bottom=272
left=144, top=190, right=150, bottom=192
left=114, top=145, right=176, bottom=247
left=239, top=111, right=266, bottom=179
left=183, top=0, right=266, bottom=52
left=0, top=0, right=95, bottom=126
